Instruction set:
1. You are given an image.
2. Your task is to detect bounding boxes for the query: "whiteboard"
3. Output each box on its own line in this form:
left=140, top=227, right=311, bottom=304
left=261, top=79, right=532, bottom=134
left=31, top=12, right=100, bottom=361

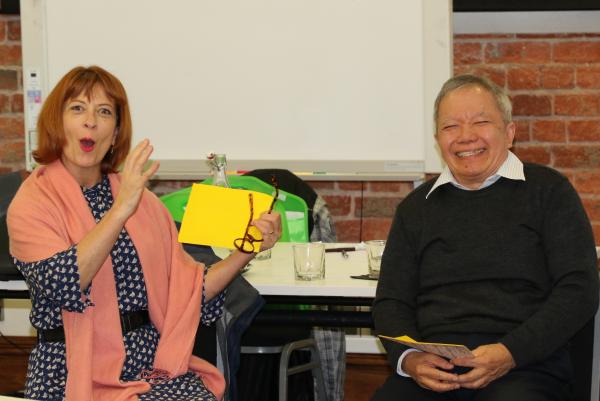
left=21, top=0, right=451, bottom=179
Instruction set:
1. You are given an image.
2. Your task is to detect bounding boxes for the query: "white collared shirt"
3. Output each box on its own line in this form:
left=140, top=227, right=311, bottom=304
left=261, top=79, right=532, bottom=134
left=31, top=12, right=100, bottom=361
left=425, top=151, right=525, bottom=199
left=397, top=150, right=525, bottom=377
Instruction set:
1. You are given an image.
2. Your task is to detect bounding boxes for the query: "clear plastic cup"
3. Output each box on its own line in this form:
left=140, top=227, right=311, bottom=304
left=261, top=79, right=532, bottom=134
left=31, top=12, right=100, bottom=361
left=365, top=240, right=386, bottom=279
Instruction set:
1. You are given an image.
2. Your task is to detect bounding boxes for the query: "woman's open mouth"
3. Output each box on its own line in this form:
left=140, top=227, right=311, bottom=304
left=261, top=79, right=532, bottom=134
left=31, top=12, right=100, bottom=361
left=79, top=138, right=96, bottom=152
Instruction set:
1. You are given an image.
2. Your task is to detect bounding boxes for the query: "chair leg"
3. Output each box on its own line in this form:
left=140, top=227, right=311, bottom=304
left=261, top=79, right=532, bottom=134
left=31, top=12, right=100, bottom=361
left=278, top=338, right=328, bottom=401
left=278, top=343, right=295, bottom=401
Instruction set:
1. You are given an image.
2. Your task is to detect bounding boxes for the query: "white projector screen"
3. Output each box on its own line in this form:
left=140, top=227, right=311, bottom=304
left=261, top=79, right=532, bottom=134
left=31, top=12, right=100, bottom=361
left=21, top=0, right=451, bottom=179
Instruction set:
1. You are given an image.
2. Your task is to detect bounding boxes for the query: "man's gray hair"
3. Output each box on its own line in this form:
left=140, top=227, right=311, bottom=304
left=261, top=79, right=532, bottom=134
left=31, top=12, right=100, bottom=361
left=433, top=74, right=512, bottom=132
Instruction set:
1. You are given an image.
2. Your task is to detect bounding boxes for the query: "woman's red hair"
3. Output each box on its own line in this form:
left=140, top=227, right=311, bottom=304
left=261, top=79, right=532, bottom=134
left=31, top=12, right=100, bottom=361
left=34, top=65, right=132, bottom=173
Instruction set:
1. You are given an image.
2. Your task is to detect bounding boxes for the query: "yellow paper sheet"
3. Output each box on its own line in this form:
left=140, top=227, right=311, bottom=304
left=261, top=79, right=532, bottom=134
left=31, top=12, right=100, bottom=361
left=178, top=183, right=273, bottom=249
left=379, top=335, right=473, bottom=359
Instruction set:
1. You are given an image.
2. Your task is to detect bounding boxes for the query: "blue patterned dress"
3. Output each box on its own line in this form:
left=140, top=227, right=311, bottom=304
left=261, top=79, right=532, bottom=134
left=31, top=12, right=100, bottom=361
left=14, top=176, right=225, bottom=401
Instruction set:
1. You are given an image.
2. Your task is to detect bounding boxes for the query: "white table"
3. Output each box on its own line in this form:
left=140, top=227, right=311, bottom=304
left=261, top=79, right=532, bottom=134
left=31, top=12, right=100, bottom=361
left=220, top=242, right=384, bottom=353
left=241, top=242, right=377, bottom=298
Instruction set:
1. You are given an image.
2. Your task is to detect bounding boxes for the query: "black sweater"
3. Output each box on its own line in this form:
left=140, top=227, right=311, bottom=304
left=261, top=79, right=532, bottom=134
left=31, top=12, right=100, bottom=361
left=373, top=163, right=599, bottom=369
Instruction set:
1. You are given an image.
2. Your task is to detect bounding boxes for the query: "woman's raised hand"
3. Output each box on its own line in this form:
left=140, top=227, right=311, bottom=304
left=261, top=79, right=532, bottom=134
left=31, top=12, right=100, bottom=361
left=113, top=139, right=160, bottom=220
left=77, top=139, right=159, bottom=289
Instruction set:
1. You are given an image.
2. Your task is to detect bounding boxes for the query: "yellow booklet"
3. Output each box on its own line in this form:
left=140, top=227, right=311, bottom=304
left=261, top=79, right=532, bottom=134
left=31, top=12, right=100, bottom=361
left=379, top=335, right=473, bottom=359
left=178, top=183, right=273, bottom=250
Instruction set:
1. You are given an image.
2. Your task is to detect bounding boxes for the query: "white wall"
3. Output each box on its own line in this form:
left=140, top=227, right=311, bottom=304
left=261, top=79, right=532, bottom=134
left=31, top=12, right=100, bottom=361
left=21, top=0, right=453, bottom=177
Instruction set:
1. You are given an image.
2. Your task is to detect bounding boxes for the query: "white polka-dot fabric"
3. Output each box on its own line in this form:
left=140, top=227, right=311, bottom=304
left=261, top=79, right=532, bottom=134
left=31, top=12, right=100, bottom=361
left=15, top=176, right=224, bottom=401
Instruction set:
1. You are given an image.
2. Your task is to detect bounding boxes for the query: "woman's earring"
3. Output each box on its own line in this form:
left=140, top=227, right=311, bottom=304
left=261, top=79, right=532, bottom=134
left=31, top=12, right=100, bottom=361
left=109, top=145, right=114, bottom=156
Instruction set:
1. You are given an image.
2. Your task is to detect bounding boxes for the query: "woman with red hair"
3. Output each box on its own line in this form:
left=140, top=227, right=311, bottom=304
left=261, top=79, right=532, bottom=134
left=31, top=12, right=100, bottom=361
left=8, top=65, right=281, bottom=401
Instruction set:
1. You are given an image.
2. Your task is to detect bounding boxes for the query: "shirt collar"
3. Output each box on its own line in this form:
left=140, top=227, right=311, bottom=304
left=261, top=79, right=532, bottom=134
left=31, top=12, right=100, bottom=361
left=426, top=151, right=525, bottom=199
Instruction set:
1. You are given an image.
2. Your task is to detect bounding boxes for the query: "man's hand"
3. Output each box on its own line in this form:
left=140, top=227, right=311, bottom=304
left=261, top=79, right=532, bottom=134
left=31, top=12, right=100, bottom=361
left=452, top=343, right=515, bottom=389
left=403, top=351, right=460, bottom=392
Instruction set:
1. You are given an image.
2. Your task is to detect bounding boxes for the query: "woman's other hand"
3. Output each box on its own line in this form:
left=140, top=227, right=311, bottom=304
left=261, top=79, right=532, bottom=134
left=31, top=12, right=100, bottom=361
left=252, top=211, right=282, bottom=251
left=204, top=211, right=281, bottom=300
left=113, top=139, right=160, bottom=220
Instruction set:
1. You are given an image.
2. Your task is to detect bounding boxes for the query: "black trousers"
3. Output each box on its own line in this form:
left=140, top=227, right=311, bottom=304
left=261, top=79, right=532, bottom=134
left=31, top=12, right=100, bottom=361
left=371, top=333, right=573, bottom=401
left=371, top=369, right=571, bottom=401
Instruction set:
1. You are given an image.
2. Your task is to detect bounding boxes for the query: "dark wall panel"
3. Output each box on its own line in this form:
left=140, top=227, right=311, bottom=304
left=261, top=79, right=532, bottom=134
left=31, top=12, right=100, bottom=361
left=455, top=0, right=600, bottom=12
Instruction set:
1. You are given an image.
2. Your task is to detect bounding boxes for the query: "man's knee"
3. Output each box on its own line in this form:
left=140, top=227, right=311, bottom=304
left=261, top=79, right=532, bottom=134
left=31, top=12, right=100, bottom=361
left=371, top=375, right=448, bottom=401
left=474, top=371, right=571, bottom=401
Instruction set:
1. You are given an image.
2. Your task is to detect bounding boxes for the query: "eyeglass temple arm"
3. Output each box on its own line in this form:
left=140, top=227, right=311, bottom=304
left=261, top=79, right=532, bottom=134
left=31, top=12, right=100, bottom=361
left=237, top=193, right=255, bottom=251
left=268, top=175, right=279, bottom=213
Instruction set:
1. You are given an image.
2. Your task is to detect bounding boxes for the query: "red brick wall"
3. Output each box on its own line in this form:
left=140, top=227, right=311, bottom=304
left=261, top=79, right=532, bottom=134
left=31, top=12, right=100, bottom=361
left=0, top=15, right=23, bottom=174
left=454, top=33, right=600, bottom=242
left=2, top=15, right=600, bottom=243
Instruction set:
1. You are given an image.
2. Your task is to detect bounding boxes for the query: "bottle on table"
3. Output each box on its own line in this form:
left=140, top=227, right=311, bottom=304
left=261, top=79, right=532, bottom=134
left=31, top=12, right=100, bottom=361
left=207, top=153, right=231, bottom=188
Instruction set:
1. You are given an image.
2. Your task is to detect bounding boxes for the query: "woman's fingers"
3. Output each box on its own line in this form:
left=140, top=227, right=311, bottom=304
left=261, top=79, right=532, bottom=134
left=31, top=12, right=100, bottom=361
left=251, top=212, right=281, bottom=251
left=142, top=160, right=161, bottom=179
left=252, top=212, right=281, bottom=237
left=252, top=218, right=275, bottom=237
left=134, top=143, right=154, bottom=175
left=121, top=139, right=159, bottom=182
left=113, top=139, right=158, bottom=218
left=123, top=139, right=152, bottom=173
left=130, top=140, right=153, bottom=173
left=122, top=139, right=147, bottom=171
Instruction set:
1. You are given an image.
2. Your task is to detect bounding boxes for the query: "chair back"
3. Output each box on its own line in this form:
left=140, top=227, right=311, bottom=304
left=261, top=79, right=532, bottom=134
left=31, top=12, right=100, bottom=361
left=160, top=175, right=309, bottom=242
left=0, top=172, right=23, bottom=280
left=243, top=169, right=318, bottom=234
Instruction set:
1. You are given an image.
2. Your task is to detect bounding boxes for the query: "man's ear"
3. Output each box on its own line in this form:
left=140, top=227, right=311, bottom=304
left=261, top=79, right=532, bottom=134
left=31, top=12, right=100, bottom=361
left=505, top=122, right=516, bottom=149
